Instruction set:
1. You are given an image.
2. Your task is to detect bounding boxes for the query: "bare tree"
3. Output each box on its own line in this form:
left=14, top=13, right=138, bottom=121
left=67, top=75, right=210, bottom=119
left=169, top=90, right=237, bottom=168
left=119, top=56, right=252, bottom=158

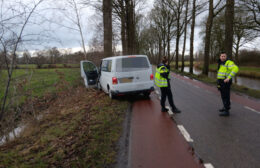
left=53, top=0, right=90, bottom=59
left=203, top=0, right=225, bottom=75
left=181, top=0, right=189, bottom=72
left=164, top=0, right=186, bottom=70
left=113, top=0, right=128, bottom=54
left=149, top=2, right=170, bottom=63
left=189, top=0, right=196, bottom=74
left=240, top=0, right=260, bottom=31
left=47, top=47, right=61, bottom=64
left=233, top=5, right=259, bottom=64
left=0, top=0, right=45, bottom=120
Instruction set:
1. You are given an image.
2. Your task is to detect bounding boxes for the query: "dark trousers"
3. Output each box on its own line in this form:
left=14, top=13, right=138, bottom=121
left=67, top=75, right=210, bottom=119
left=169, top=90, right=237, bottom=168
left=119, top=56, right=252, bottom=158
left=219, top=79, right=232, bottom=110
left=160, top=86, right=176, bottom=109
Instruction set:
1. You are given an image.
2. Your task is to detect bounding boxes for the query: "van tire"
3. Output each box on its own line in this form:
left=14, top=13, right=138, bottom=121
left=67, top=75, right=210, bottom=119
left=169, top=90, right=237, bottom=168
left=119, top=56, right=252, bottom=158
left=109, top=89, right=115, bottom=99
left=97, top=82, right=102, bottom=91
left=143, top=92, right=151, bottom=98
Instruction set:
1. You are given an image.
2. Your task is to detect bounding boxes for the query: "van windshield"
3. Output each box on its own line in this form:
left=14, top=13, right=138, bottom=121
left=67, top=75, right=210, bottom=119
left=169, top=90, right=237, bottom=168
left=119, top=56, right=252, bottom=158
left=116, top=57, right=149, bottom=72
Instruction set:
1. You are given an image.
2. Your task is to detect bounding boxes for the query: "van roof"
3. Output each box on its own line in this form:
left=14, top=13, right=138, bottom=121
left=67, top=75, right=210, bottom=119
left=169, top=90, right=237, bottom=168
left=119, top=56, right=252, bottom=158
left=102, top=55, right=147, bottom=60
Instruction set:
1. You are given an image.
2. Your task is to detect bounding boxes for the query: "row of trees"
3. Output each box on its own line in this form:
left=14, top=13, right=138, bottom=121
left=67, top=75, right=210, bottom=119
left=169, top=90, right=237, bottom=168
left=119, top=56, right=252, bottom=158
left=15, top=49, right=104, bottom=66
left=101, top=0, right=259, bottom=74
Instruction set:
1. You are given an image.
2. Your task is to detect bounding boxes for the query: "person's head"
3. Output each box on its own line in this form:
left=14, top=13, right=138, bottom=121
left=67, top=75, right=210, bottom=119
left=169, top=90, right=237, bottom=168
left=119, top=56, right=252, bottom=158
left=220, top=52, right=227, bottom=62
left=162, top=56, right=168, bottom=65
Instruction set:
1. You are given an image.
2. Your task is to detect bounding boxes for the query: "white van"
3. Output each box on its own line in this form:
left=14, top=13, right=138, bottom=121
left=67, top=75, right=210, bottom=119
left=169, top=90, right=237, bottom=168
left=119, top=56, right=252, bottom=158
left=80, top=55, right=154, bottom=98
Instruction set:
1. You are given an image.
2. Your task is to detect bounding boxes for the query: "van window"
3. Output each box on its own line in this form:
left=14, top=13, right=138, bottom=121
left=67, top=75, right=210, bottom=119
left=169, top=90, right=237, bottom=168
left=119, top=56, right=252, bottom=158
left=83, top=62, right=96, bottom=74
left=101, top=60, right=112, bottom=72
left=116, top=57, right=149, bottom=72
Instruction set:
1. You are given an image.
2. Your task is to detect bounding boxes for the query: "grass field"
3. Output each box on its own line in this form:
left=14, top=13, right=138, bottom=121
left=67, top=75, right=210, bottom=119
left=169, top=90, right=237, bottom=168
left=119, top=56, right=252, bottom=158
left=17, top=64, right=80, bottom=69
left=0, top=68, right=80, bottom=109
left=169, top=61, right=195, bottom=67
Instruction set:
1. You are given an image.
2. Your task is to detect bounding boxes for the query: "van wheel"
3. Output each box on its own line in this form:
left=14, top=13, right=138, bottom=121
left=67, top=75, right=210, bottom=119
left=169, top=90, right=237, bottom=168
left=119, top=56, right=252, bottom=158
left=109, top=89, right=115, bottom=99
left=143, top=92, right=151, bottom=98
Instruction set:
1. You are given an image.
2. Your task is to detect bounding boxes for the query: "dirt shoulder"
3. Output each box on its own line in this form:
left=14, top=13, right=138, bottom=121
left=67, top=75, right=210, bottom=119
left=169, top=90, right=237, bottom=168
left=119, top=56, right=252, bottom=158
left=0, top=85, right=129, bottom=168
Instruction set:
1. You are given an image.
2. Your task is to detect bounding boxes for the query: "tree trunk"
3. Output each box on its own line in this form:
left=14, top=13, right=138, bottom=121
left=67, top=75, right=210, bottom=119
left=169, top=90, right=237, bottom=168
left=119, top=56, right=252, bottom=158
left=121, top=15, right=127, bottom=55
left=175, top=8, right=180, bottom=70
left=234, top=37, right=240, bottom=64
left=158, top=38, right=162, bottom=64
left=73, top=0, right=87, bottom=60
left=175, top=34, right=180, bottom=70
left=175, top=1, right=181, bottom=70
left=167, top=27, right=171, bottom=62
left=163, top=38, right=166, bottom=57
left=181, top=0, right=189, bottom=72
left=225, top=0, right=234, bottom=59
left=126, top=0, right=135, bottom=55
left=189, top=0, right=196, bottom=74
left=103, top=0, right=113, bottom=57
left=203, top=0, right=214, bottom=75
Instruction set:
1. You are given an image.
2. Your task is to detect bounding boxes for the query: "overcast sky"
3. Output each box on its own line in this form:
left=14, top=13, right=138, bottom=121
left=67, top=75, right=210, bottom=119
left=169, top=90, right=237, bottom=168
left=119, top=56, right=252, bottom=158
left=3, top=0, right=259, bottom=54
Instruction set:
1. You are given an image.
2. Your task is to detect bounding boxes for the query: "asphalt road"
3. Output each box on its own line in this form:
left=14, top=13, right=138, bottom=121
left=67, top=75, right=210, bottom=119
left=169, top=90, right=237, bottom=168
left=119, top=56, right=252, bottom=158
left=158, top=72, right=260, bottom=168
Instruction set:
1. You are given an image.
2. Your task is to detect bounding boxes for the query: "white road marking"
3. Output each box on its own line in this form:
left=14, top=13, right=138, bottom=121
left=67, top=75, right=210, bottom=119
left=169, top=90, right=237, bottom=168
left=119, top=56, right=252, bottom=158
left=155, top=90, right=159, bottom=95
left=204, top=163, right=214, bottom=168
left=177, top=125, right=194, bottom=142
left=184, top=76, right=189, bottom=79
left=244, top=106, right=260, bottom=114
left=166, top=106, right=174, bottom=116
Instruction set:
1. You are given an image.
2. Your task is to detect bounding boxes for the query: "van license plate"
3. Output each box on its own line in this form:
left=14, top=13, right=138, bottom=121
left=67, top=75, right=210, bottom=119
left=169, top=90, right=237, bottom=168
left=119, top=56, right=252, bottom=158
left=120, top=78, right=133, bottom=83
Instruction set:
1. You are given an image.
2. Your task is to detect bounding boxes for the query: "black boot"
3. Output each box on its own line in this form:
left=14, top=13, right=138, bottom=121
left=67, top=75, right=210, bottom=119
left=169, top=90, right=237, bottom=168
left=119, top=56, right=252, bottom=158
left=219, top=107, right=230, bottom=112
left=161, top=107, right=169, bottom=112
left=219, top=107, right=225, bottom=112
left=219, top=110, right=229, bottom=116
left=172, top=107, right=181, bottom=113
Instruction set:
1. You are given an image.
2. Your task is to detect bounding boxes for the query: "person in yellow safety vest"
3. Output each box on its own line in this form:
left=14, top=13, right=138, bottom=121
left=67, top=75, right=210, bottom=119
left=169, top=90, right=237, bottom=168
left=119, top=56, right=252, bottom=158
left=155, top=56, right=181, bottom=113
left=217, top=52, right=239, bottom=116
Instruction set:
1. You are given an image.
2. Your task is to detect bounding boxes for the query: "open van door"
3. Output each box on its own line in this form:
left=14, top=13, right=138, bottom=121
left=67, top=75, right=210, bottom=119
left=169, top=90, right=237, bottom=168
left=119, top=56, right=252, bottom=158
left=80, top=60, right=99, bottom=88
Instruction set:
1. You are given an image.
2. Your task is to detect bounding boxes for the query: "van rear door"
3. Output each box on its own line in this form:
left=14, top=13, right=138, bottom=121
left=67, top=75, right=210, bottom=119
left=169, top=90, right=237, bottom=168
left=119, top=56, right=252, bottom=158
left=80, top=61, right=98, bottom=87
left=115, top=56, right=151, bottom=84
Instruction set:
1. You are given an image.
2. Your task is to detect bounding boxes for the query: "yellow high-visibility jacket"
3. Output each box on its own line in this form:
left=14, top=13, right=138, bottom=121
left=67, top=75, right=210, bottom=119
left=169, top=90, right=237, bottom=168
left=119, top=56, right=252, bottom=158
left=155, top=65, right=170, bottom=87
left=217, top=60, right=239, bottom=80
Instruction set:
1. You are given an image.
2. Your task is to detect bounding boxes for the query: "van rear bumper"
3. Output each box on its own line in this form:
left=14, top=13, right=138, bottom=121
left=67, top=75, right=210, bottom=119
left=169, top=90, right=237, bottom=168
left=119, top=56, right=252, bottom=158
left=112, top=87, right=154, bottom=96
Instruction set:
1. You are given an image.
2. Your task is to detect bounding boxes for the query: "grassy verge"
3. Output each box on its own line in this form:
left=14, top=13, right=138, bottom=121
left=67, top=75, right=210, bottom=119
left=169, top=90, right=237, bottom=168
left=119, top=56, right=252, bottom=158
left=169, top=61, right=197, bottom=67
left=0, top=68, right=80, bottom=108
left=196, top=63, right=260, bottom=79
left=0, top=86, right=129, bottom=167
left=171, top=69, right=260, bottom=99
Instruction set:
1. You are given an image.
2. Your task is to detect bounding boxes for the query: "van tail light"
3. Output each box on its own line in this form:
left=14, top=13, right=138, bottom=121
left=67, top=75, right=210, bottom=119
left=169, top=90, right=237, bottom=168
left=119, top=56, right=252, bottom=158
left=150, top=74, right=154, bottom=80
left=112, top=77, right=118, bottom=85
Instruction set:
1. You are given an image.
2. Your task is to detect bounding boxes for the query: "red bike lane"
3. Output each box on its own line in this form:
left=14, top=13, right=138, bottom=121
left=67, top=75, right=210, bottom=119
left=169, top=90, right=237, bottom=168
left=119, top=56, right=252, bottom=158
left=130, top=94, right=204, bottom=168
